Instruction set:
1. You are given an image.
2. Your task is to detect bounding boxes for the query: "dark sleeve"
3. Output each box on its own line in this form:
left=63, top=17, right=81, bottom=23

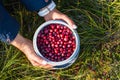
left=20, top=0, right=52, bottom=11
left=0, top=3, right=20, bottom=43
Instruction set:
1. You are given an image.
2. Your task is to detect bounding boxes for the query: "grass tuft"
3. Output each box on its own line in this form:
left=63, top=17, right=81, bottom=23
left=0, top=0, right=120, bottom=79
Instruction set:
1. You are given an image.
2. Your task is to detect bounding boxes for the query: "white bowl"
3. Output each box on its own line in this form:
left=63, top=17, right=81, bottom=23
left=33, top=20, right=80, bottom=69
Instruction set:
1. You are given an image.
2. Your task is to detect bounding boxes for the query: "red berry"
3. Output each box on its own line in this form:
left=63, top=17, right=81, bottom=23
left=37, top=23, right=76, bottom=62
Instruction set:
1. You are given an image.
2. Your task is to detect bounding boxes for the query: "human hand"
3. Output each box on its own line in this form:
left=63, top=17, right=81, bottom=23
left=44, top=9, right=77, bottom=29
left=22, top=39, right=52, bottom=69
left=11, top=34, right=52, bottom=69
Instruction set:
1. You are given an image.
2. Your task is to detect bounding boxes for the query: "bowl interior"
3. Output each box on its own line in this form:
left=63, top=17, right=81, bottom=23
left=33, top=20, right=80, bottom=66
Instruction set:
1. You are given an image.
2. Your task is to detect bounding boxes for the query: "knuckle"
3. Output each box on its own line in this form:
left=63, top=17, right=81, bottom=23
left=61, top=15, right=68, bottom=18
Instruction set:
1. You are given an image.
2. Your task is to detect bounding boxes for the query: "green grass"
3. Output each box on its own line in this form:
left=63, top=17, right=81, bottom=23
left=0, top=0, right=120, bottom=80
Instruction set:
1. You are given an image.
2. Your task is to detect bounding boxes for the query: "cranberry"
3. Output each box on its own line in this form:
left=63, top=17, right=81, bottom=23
left=60, top=34, right=64, bottom=38
left=57, top=41, right=60, bottom=45
left=54, top=29, right=57, bottom=32
left=56, top=25, right=60, bottom=29
left=51, top=43, right=55, bottom=47
left=54, top=44, right=58, bottom=48
left=64, top=36, right=69, bottom=41
left=59, top=30, right=62, bottom=33
left=68, top=41, right=72, bottom=44
left=50, top=29, right=53, bottom=33
left=37, top=23, right=76, bottom=62
left=50, top=24, right=55, bottom=29
left=67, top=44, right=71, bottom=48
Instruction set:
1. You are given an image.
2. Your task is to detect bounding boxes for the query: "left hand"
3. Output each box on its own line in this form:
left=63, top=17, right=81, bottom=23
left=44, top=9, right=77, bottom=29
left=11, top=34, right=53, bottom=69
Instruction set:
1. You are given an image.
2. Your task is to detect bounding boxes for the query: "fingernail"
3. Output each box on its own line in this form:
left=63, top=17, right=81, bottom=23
left=41, top=60, right=47, bottom=65
left=73, top=25, right=77, bottom=29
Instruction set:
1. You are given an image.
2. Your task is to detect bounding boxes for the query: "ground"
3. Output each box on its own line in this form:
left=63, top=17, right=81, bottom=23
left=0, top=0, right=120, bottom=80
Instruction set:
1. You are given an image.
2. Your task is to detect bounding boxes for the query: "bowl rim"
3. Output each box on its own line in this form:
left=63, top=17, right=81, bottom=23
left=33, top=20, right=80, bottom=66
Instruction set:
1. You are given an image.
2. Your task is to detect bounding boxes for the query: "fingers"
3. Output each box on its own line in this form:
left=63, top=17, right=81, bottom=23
left=31, top=60, right=53, bottom=69
left=29, top=55, right=53, bottom=69
left=33, top=55, right=47, bottom=65
left=61, top=15, right=77, bottom=29
left=32, top=61, right=52, bottom=69
left=44, top=9, right=77, bottom=29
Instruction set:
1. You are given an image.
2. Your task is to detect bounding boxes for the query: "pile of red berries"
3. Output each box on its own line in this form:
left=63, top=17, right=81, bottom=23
left=37, top=24, right=76, bottom=62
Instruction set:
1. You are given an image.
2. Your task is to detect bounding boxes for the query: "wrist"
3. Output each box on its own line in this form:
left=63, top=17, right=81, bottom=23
left=44, top=9, right=61, bottom=21
left=38, top=0, right=56, bottom=17
left=10, top=34, right=29, bottom=53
